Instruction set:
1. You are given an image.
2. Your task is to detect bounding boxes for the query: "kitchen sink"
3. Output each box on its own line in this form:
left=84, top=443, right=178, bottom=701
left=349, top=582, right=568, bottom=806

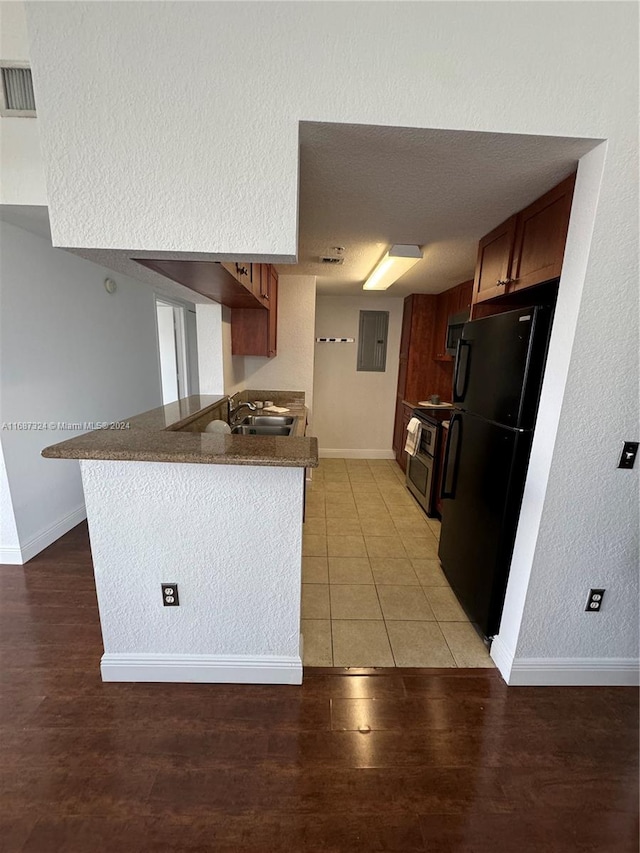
left=231, top=424, right=293, bottom=436
left=237, top=416, right=295, bottom=427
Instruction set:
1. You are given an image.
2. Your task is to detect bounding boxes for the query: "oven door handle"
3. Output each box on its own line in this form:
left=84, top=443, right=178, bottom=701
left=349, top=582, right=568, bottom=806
left=441, top=414, right=462, bottom=500
left=453, top=339, right=470, bottom=402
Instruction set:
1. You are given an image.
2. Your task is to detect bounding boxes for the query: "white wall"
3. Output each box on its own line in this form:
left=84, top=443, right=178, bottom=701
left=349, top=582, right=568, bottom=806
left=195, top=303, right=225, bottom=396
left=18, top=1, right=639, bottom=681
left=0, top=444, right=20, bottom=559
left=82, top=459, right=304, bottom=683
left=0, top=2, right=47, bottom=205
left=314, top=295, right=402, bottom=457
left=221, top=306, right=245, bottom=396
left=196, top=276, right=316, bottom=408
left=0, top=220, right=161, bottom=562
left=239, top=275, right=316, bottom=411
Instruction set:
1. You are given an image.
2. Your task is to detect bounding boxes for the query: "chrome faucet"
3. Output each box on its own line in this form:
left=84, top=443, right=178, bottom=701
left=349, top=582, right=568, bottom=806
left=228, top=393, right=257, bottom=425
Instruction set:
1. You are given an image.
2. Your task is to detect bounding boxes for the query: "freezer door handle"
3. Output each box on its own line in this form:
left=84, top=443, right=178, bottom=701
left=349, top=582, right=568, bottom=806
left=441, top=414, right=462, bottom=499
left=453, top=340, right=470, bottom=402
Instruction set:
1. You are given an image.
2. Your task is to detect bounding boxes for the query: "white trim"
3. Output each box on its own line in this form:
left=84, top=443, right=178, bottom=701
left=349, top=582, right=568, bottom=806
left=319, top=448, right=396, bottom=459
left=0, top=546, right=23, bottom=565
left=1, top=503, right=86, bottom=565
left=489, top=633, right=514, bottom=682
left=508, top=657, right=639, bottom=687
left=491, top=636, right=639, bottom=686
left=100, top=652, right=303, bottom=684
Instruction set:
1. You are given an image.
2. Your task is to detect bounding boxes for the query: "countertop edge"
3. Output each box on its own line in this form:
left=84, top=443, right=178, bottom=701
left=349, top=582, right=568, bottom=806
left=41, top=396, right=318, bottom=468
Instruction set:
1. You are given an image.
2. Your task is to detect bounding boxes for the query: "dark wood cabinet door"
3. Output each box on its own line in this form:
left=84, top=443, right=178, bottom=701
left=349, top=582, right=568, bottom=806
left=456, top=279, right=474, bottom=313
left=230, top=266, right=278, bottom=358
left=267, top=266, right=278, bottom=357
left=510, top=173, right=575, bottom=292
left=392, top=395, right=405, bottom=455
left=400, top=296, right=414, bottom=359
left=261, top=264, right=271, bottom=301
left=234, top=261, right=253, bottom=291
left=396, top=356, right=408, bottom=399
left=405, top=295, right=437, bottom=402
left=472, top=216, right=516, bottom=304
left=433, top=288, right=458, bottom=361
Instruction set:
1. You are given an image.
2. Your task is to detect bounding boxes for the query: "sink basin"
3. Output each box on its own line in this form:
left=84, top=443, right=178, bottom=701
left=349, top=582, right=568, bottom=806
left=231, top=425, right=293, bottom=436
left=237, top=416, right=295, bottom=427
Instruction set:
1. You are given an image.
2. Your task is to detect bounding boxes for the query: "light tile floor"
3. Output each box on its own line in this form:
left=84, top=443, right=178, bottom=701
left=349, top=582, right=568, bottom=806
left=301, top=457, right=495, bottom=669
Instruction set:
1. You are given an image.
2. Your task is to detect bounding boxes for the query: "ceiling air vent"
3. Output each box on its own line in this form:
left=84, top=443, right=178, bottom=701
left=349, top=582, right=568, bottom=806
left=1, top=64, right=36, bottom=117
left=320, top=256, right=344, bottom=265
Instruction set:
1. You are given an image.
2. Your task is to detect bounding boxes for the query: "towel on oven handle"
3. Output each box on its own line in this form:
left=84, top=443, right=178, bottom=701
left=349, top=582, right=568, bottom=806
left=404, top=417, right=422, bottom=457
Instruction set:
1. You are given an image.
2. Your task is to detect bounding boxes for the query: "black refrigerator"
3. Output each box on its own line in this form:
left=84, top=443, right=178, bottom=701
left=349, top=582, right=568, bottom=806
left=438, top=306, right=553, bottom=639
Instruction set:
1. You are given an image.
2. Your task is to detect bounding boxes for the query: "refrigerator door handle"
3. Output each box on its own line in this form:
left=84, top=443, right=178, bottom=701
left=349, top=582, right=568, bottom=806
left=453, top=340, right=470, bottom=402
left=441, top=414, right=462, bottom=499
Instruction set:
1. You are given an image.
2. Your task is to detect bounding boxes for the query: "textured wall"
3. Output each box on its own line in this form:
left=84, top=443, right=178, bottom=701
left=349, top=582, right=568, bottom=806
left=239, top=275, right=316, bottom=415
left=81, top=460, right=304, bottom=658
left=313, top=295, right=403, bottom=454
left=511, top=143, right=639, bottom=660
left=0, top=221, right=161, bottom=556
left=21, top=2, right=639, bottom=669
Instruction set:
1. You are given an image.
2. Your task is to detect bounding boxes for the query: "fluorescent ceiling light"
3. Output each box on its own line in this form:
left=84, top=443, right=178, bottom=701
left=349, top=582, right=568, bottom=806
left=363, top=244, right=423, bottom=291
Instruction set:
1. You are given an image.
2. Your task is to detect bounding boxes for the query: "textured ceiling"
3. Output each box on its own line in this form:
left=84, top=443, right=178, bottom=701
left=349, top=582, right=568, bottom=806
left=2, top=124, right=599, bottom=303
left=288, top=123, right=599, bottom=295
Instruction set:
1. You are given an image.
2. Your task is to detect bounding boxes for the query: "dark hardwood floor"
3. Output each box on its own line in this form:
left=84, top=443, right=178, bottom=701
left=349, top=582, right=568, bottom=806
left=1, top=522, right=638, bottom=852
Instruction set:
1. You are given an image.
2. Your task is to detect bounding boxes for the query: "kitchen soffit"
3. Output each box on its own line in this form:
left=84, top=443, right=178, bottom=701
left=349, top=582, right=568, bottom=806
left=2, top=124, right=600, bottom=305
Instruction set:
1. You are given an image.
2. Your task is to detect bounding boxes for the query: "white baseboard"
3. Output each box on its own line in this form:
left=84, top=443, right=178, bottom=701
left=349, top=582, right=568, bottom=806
left=0, top=545, right=23, bottom=565
left=101, top=652, right=303, bottom=685
left=507, top=657, right=639, bottom=686
left=489, top=634, right=514, bottom=682
left=491, top=637, right=639, bottom=686
left=319, top=449, right=396, bottom=460
left=0, top=503, right=86, bottom=565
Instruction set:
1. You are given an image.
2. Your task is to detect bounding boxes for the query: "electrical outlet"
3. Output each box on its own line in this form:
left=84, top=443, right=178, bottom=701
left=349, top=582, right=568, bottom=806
left=618, top=442, right=639, bottom=470
left=162, top=583, right=179, bottom=606
left=585, top=588, right=605, bottom=612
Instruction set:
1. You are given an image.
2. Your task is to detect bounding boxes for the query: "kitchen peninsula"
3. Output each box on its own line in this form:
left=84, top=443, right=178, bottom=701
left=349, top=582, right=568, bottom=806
left=42, top=393, right=318, bottom=685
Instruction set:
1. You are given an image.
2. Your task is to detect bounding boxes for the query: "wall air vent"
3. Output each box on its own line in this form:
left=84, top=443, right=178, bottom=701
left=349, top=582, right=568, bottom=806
left=320, top=256, right=344, bottom=265
left=0, top=64, right=36, bottom=116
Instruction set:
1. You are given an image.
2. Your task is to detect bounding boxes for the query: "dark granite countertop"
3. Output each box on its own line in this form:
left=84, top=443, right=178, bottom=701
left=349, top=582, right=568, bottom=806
left=41, top=395, right=318, bottom=468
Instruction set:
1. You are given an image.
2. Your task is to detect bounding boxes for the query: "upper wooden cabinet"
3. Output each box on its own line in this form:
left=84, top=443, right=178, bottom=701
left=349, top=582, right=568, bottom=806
left=231, top=264, right=278, bottom=358
left=222, top=261, right=270, bottom=308
left=135, top=258, right=264, bottom=309
left=472, top=173, right=576, bottom=307
left=510, top=173, right=576, bottom=292
left=473, top=216, right=517, bottom=304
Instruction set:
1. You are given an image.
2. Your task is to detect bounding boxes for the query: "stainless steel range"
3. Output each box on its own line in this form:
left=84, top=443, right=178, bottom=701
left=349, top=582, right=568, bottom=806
left=405, top=409, right=448, bottom=516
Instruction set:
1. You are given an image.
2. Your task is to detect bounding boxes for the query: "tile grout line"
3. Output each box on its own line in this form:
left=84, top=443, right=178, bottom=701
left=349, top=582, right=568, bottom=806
left=438, top=621, right=461, bottom=668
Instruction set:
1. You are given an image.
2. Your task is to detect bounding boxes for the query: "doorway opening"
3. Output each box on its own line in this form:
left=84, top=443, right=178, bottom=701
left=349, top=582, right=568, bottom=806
left=155, top=297, right=199, bottom=404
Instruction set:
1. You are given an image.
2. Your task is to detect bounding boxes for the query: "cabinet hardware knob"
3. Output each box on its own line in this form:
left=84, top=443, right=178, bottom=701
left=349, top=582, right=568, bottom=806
left=236, top=264, right=248, bottom=276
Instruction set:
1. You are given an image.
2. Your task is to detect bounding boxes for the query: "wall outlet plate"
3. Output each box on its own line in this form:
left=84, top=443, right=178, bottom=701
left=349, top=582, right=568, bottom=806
left=585, top=588, right=605, bottom=612
left=162, top=583, right=179, bottom=606
left=618, top=441, right=639, bottom=469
